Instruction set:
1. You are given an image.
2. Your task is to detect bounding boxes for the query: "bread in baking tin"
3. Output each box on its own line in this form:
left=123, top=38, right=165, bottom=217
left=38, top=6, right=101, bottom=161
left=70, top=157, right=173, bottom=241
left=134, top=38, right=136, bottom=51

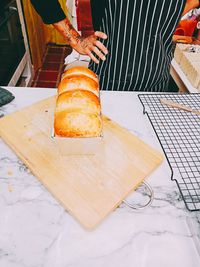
left=54, top=66, right=102, bottom=138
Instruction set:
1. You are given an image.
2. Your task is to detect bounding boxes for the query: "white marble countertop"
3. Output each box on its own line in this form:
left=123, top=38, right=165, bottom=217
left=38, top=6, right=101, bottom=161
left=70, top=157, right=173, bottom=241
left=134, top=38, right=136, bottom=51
left=0, top=87, right=200, bottom=267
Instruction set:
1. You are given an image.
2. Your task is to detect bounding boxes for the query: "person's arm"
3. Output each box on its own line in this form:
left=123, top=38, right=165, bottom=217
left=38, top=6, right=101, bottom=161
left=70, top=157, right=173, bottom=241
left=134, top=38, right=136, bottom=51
left=182, top=0, right=199, bottom=16
left=30, top=0, right=108, bottom=64
left=53, top=18, right=108, bottom=64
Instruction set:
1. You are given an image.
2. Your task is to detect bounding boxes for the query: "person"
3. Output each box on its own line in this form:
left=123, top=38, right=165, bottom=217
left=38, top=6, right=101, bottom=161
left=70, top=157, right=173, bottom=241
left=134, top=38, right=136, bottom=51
left=30, top=0, right=199, bottom=91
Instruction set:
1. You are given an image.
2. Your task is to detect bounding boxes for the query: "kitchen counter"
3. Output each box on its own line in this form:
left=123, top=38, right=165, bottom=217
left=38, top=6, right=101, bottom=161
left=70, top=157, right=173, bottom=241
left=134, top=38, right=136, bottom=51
left=0, top=87, right=200, bottom=267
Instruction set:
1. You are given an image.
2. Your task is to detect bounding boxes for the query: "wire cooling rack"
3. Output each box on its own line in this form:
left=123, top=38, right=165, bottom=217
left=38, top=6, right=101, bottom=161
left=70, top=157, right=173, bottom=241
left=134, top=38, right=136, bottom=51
left=138, top=93, right=200, bottom=211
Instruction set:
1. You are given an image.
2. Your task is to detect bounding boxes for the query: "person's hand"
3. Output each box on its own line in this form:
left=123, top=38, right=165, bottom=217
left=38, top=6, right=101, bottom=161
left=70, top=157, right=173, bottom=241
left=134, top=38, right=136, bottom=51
left=72, top=31, right=108, bottom=64
left=53, top=19, right=108, bottom=64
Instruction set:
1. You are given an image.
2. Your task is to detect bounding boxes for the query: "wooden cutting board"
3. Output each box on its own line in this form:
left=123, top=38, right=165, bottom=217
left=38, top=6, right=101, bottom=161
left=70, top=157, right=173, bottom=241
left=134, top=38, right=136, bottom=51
left=0, top=96, right=163, bottom=229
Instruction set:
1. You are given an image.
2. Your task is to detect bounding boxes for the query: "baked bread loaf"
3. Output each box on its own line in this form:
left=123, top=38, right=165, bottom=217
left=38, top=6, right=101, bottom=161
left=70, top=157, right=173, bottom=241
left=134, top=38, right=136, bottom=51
left=174, top=44, right=200, bottom=90
left=54, top=67, right=102, bottom=137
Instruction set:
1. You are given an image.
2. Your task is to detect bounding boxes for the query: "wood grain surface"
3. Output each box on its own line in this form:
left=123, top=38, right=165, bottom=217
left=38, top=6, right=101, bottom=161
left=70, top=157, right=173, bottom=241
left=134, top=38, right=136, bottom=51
left=0, top=96, right=163, bottom=229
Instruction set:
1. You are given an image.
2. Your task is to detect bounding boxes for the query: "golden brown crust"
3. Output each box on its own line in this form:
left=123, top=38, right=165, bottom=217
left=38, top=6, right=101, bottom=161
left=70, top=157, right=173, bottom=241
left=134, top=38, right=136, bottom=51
left=54, top=67, right=102, bottom=138
left=54, top=90, right=102, bottom=137
left=55, top=90, right=101, bottom=114
left=58, top=75, right=99, bottom=96
left=54, top=112, right=102, bottom=137
left=62, top=66, right=99, bottom=83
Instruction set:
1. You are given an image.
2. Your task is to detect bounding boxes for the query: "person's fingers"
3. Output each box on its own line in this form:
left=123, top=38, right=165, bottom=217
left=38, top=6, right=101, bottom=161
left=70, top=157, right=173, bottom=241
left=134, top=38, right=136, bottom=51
left=75, top=33, right=108, bottom=63
left=94, top=31, right=108, bottom=39
left=92, top=46, right=106, bottom=61
left=95, top=40, right=108, bottom=55
left=85, top=48, right=99, bottom=64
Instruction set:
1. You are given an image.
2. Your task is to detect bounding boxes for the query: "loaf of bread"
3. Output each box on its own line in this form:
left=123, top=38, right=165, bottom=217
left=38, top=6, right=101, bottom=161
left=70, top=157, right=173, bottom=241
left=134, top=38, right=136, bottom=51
left=54, top=67, right=102, bottom=137
left=174, top=44, right=200, bottom=90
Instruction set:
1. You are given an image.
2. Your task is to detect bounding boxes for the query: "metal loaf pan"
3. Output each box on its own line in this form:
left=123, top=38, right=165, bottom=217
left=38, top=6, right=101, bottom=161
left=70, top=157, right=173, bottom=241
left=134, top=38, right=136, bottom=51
left=51, top=129, right=104, bottom=156
left=52, top=86, right=103, bottom=155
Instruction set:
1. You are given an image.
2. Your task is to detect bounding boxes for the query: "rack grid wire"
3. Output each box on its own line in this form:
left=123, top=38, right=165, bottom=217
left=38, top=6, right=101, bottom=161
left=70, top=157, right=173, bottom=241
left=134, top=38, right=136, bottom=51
left=138, top=93, right=200, bottom=211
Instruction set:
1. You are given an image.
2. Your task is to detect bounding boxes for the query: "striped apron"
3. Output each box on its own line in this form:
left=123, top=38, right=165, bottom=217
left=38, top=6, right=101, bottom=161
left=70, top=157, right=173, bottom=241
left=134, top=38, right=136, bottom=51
left=89, top=0, right=186, bottom=91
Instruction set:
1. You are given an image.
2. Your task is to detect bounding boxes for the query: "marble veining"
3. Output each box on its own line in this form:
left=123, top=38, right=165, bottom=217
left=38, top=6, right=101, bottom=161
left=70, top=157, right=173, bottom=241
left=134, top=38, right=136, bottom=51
left=0, top=87, right=199, bottom=267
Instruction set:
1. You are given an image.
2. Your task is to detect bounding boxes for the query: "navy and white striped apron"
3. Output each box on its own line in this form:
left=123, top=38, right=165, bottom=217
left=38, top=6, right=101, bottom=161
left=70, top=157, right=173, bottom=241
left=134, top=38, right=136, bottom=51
left=89, top=0, right=186, bottom=91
